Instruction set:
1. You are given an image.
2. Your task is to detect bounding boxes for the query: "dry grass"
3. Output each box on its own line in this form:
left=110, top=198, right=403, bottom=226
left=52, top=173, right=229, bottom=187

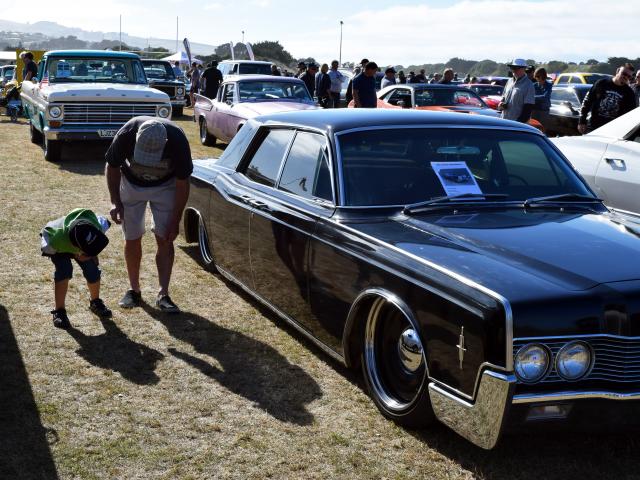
left=1, top=108, right=639, bottom=480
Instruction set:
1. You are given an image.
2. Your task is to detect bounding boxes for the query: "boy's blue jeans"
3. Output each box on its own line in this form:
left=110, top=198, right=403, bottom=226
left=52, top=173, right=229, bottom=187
left=50, top=253, right=101, bottom=283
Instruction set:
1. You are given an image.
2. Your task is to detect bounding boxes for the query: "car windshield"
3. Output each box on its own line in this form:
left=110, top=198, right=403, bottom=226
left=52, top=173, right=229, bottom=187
left=414, top=88, right=486, bottom=108
left=238, top=63, right=273, bottom=75
left=238, top=81, right=312, bottom=101
left=584, top=74, right=611, bottom=84
left=142, top=62, right=176, bottom=81
left=45, top=57, right=147, bottom=84
left=470, top=85, right=503, bottom=96
left=338, top=128, right=591, bottom=206
left=3, top=66, right=14, bottom=81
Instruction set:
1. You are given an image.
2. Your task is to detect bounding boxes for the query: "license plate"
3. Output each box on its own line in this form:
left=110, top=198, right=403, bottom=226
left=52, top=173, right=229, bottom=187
left=98, top=129, right=118, bottom=138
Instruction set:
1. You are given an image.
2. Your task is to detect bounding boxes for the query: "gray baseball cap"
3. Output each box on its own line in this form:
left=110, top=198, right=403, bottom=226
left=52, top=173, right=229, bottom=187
left=133, top=120, right=168, bottom=167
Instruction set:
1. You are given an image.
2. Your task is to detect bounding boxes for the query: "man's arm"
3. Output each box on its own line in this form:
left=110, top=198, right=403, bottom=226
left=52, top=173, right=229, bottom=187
left=165, top=179, right=190, bottom=242
left=105, top=164, right=123, bottom=224
left=517, top=104, right=534, bottom=123
left=578, top=82, right=599, bottom=133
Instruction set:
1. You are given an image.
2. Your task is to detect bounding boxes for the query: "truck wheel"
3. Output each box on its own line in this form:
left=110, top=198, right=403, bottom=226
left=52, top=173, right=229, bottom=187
left=43, top=138, right=62, bottom=162
left=30, top=123, right=43, bottom=145
left=173, top=107, right=183, bottom=117
left=199, top=117, right=216, bottom=146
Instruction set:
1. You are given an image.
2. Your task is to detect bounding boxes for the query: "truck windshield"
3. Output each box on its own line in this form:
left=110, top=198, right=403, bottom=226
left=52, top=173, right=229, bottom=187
left=44, top=57, right=147, bottom=84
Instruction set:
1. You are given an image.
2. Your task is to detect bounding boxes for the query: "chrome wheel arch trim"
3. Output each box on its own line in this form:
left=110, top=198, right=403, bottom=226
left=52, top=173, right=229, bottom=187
left=428, top=370, right=516, bottom=450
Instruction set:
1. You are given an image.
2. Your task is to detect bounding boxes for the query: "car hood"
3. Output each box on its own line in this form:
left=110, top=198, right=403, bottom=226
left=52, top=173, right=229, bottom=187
left=42, top=83, right=170, bottom=103
left=234, top=101, right=318, bottom=117
left=348, top=209, right=640, bottom=293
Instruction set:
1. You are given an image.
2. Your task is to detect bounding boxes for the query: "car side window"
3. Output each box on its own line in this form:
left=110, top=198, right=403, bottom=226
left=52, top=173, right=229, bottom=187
left=243, top=129, right=294, bottom=187
left=551, top=89, right=578, bottom=106
left=223, top=84, right=235, bottom=103
left=278, top=131, right=333, bottom=202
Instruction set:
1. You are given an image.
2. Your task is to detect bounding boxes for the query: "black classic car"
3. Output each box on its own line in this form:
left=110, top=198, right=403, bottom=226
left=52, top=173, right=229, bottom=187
left=141, top=59, right=186, bottom=117
left=183, top=109, right=640, bottom=448
left=542, top=84, right=591, bottom=137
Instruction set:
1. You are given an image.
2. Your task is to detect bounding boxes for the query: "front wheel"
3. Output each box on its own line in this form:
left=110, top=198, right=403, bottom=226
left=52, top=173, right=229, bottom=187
left=361, top=297, right=435, bottom=427
left=198, top=215, right=217, bottom=272
left=43, top=137, right=62, bottom=162
left=199, top=117, right=216, bottom=146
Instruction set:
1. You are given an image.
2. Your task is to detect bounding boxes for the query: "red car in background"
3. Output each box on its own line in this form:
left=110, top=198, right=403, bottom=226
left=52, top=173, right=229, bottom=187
left=465, top=83, right=504, bottom=110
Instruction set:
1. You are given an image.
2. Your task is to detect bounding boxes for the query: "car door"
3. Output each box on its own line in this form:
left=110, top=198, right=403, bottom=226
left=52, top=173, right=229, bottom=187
left=248, top=130, right=335, bottom=326
left=212, top=83, right=235, bottom=141
left=209, top=128, right=294, bottom=288
left=594, top=129, right=640, bottom=213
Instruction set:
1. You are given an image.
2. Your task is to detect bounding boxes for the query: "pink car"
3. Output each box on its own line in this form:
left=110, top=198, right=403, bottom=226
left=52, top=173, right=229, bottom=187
left=195, top=75, right=319, bottom=146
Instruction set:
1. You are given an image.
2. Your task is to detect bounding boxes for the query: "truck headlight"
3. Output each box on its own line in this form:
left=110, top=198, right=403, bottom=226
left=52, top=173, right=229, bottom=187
left=515, top=344, right=550, bottom=383
left=49, top=105, right=63, bottom=119
left=177, top=87, right=184, bottom=96
left=556, top=341, right=593, bottom=381
left=157, top=106, right=171, bottom=118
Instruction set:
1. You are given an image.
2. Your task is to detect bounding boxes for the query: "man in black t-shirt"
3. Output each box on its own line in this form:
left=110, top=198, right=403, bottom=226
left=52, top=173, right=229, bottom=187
left=579, top=65, right=637, bottom=133
left=105, top=116, right=193, bottom=313
left=200, top=61, right=223, bottom=99
left=352, top=61, right=378, bottom=108
left=299, top=63, right=318, bottom=98
left=22, top=51, right=38, bottom=81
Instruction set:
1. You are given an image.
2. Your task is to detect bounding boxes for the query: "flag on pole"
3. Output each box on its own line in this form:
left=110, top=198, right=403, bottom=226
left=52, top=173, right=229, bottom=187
left=183, top=38, right=192, bottom=64
left=245, top=42, right=255, bottom=61
left=230, top=42, right=235, bottom=61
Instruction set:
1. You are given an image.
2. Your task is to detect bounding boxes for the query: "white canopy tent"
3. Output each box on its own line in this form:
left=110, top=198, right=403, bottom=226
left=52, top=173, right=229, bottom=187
left=161, top=51, right=202, bottom=65
left=0, top=51, right=16, bottom=63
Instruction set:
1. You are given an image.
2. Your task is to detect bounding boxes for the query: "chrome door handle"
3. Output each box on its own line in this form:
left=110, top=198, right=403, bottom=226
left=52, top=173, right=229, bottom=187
left=605, top=158, right=626, bottom=167
left=249, top=199, right=271, bottom=211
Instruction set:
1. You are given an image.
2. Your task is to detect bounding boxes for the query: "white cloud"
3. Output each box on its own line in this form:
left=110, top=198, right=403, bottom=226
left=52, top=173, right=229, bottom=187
left=203, top=3, right=222, bottom=10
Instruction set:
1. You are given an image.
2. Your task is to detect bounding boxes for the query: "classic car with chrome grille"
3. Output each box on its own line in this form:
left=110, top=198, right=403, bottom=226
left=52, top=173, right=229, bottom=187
left=20, top=50, right=172, bottom=162
left=141, top=59, right=186, bottom=117
left=183, top=109, right=640, bottom=448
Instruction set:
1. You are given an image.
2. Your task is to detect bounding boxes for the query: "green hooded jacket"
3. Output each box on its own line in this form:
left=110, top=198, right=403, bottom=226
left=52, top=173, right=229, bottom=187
left=40, top=208, right=109, bottom=255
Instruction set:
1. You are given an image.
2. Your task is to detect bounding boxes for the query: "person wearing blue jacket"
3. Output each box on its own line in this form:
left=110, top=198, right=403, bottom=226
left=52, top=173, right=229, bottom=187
left=532, top=67, right=553, bottom=125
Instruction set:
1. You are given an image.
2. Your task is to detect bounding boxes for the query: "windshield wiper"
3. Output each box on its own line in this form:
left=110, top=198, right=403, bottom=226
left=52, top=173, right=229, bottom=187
left=403, top=194, right=509, bottom=214
left=524, top=193, right=603, bottom=207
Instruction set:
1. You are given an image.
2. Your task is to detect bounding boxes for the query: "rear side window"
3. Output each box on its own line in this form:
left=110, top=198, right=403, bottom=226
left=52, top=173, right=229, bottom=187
left=278, top=132, right=332, bottom=202
left=244, top=129, right=294, bottom=186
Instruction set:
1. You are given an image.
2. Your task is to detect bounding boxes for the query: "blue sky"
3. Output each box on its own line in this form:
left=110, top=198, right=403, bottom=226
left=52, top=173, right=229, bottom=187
left=9, top=0, right=638, bottom=66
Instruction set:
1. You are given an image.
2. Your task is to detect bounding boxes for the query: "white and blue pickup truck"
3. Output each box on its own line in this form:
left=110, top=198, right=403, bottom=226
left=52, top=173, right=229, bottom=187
left=21, top=50, right=172, bottom=162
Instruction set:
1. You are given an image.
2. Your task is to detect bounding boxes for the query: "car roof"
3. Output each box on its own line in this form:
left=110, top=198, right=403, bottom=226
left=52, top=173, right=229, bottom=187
left=219, top=60, right=272, bottom=65
left=223, top=74, right=305, bottom=84
left=44, top=50, right=140, bottom=59
left=553, top=83, right=592, bottom=90
left=257, top=109, right=541, bottom=134
left=141, top=59, right=171, bottom=64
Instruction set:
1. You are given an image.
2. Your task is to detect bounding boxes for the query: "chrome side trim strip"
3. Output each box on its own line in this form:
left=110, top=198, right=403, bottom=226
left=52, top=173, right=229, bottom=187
left=429, top=370, right=516, bottom=450
left=215, top=265, right=346, bottom=365
left=513, top=390, right=640, bottom=404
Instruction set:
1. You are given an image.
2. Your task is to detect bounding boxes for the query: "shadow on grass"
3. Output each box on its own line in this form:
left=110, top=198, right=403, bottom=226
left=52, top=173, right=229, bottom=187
left=140, top=301, right=322, bottom=426
left=51, top=141, right=111, bottom=175
left=67, top=316, right=164, bottom=385
left=0, top=305, right=59, bottom=479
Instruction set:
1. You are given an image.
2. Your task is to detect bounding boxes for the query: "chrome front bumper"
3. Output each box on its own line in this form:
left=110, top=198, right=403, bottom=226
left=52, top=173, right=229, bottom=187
left=43, top=126, right=119, bottom=141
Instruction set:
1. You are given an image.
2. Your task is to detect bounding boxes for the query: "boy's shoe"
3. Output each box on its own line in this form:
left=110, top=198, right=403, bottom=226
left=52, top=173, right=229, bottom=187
left=119, top=289, right=142, bottom=309
left=89, top=298, right=112, bottom=319
left=156, top=295, right=180, bottom=314
left=52, top=308, right=71, bottom=329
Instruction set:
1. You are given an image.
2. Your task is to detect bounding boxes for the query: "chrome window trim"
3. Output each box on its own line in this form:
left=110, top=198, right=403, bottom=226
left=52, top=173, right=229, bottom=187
left=513, top=390, right=640, bottom=404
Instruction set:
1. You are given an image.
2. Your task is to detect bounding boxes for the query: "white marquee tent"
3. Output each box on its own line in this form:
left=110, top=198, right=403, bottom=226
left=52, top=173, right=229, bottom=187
left=161, top=51, right=202, bottom=65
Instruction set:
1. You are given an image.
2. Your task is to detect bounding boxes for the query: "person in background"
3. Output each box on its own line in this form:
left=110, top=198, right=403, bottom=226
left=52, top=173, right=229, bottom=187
left=578, top=64, right=636, bottom=133
left=22, top=51, right=38, bottom=82
left=430, top=73, right=442, bottom=84
left=499, top=58, right=535, bottom=123
left=470, top=76, right=478, bottom=84
left=380, top=67, right=397, bottom=89
left=315, top=63, right=332, bottom=108
left=439, top=68, right=454, bottom=84
left=296, top=61, right=307, bottom=77
left=414, top=69, right=426, bottom=83
left=463, top=73, right=471, bottom=83
left=525, top=65, right=535, bottom=82
left=187, top=62, right=201, bottom=107
left=532, top=67, right=552, bottom=125
left=352, top=61, right=378, bottom=108
left=327, top=60, right=344, bottom=108
left=300, top=63, right=317, bottom=98
left=407, top=71, right=416, bottom=83
left=40, top=208, right=112, bottom=329
left=398, top=71, right=406, bottom=84
left=631, top=70, right=640, bottom=106
left=271, top=64, right=281, bottom=76
left=345, top=59, right=368, bottom=106
left=201, top=61, right=223, bottom=100
left=172, top=61, right=182, bottom=78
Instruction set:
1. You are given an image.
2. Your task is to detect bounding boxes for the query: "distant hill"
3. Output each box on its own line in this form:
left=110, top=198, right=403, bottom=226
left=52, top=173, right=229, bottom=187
left=0, top=19, right=217, bottom=54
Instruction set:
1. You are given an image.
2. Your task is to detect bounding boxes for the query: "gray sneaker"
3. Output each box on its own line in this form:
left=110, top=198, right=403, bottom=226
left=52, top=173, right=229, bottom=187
left=156, top=295, right=180, bottom=314
left=119, top=290, right=142, bottom=308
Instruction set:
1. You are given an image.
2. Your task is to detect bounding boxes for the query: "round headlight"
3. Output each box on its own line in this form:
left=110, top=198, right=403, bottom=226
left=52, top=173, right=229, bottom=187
left=177, top=87, right=184, bottom=95
left=556, top=341, right=592, bottom=381
left=157, top=106, right=171, bottom=118
left=49, top=106, right=62, bottom=118
left=515, top=344, right=550, bottom=383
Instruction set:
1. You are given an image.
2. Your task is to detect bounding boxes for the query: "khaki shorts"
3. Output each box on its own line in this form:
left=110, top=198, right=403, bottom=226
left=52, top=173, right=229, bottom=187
left=120, top=176, right=176, bottom=240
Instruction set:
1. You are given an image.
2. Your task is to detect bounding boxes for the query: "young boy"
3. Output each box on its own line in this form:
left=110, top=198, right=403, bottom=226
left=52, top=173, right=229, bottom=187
left=40, top=208, right=112, bottom=329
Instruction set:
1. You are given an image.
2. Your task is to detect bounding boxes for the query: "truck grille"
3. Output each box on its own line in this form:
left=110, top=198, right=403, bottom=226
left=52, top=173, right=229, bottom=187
left=63, top=103, right=158, bottom=124
left=152, top=85, right=176, bottom=98
left=513, top=336, right=640, bottom=383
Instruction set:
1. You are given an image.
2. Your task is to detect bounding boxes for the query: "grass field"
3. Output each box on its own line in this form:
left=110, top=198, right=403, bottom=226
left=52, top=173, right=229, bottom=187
left=1, top=109, right=639, bottom=480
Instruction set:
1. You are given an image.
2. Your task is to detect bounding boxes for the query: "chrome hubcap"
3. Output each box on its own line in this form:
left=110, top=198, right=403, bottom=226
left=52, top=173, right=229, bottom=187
left=398, top=328, right=423, bottom=373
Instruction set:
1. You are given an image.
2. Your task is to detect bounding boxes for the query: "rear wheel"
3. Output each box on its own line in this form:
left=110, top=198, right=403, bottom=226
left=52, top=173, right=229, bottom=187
left=198, top=216, right=217, bottom=272
left=361, top=297, right=435, bottom=427
left=43, top=137, right=62, bottom=162
left=199, top=117, right=216, bottom=146
left=30, top=122, right=43, bottom=144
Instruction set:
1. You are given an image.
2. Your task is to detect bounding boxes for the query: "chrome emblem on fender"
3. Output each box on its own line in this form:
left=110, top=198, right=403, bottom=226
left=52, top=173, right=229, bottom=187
left=456, top=326, right=467, bottom=370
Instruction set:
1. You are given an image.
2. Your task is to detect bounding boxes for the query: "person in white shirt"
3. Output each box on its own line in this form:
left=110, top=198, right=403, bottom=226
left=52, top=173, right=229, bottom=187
left=327, top=60, right=345, bottom=108
left=381, top=67, right=397, bottom=89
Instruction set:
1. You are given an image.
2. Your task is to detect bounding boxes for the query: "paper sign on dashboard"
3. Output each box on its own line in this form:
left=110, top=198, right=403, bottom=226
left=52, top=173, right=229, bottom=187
left=431, top=161, right=482, bottom=197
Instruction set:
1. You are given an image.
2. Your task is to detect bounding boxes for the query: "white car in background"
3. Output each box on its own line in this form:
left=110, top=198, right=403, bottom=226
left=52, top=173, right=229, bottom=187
left=552, top=107, right=640, bottom=215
